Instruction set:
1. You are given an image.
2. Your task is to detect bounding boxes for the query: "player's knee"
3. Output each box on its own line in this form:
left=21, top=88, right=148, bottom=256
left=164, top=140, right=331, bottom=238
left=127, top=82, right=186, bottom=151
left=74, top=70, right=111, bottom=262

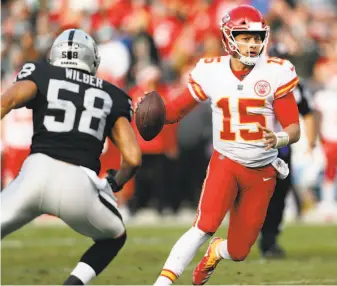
left=230, top=252, right=249, bottom=262
left=115, top=231, right=127, bottom=250
left=95, top=231, right=127, bottom=254
left=108, top=231, right=127, bottom=256
left=228, top=245, right=251, bottom=262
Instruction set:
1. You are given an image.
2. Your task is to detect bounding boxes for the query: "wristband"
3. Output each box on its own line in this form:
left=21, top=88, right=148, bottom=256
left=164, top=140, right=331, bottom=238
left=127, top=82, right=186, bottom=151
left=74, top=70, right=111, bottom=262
left=106, top=169, right=123, bottom=192
left=108, top=177, right=123, bottom=193
left=274, top=131, right=289, bottom=149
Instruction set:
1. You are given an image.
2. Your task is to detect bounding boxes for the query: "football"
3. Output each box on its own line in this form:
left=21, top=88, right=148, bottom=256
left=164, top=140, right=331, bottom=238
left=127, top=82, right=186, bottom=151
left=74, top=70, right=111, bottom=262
left=135, top=91, right=166, bottom=141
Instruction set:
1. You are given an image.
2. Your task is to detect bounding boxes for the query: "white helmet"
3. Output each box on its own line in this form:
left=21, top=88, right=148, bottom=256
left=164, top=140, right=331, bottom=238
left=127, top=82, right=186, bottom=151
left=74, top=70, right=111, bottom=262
left=49, top=29, right=100, bottom=75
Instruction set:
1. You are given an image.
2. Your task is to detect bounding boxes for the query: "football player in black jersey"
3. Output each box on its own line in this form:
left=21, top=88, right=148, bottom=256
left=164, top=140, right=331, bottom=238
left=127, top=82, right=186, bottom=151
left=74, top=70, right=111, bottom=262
left=259, top=44, right=317, bottom=258
left=1, top=29, right=142, bottom=285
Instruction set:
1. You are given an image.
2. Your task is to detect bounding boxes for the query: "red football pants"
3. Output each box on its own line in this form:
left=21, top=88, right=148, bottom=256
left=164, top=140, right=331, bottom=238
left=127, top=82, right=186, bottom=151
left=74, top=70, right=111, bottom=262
left=193, top=150, right=277, bottom=261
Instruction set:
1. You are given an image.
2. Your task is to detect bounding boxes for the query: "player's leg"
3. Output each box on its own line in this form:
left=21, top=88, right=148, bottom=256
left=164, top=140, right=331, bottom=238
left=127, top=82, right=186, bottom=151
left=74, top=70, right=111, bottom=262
left=62, top=189, right=126, bottom=285
left=312, top=140, right=337, bottom=221
left=193, top=158, right=268, bottom=285
left=154, top=151, right=238, bottom=285
left=1, top=154, right=43, bottom=238
left=226, top=165, right=276, bottom=261
left=38, top=156, right=126, bottom=285
left=320, top=140, right=337, bottom=206
left=259, top=176, right=289, bottom=257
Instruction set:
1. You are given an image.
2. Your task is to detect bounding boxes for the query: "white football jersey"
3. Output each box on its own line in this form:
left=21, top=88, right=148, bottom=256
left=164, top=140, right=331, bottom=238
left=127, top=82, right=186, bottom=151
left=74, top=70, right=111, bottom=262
left=188, top=54, right=298, bottom=167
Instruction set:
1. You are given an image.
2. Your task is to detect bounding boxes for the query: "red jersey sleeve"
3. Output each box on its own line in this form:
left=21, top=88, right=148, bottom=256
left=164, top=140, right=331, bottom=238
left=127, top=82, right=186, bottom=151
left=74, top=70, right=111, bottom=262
left=165, top=88, right=199, bottom=123
left=273, top=92, right=300, bottom=128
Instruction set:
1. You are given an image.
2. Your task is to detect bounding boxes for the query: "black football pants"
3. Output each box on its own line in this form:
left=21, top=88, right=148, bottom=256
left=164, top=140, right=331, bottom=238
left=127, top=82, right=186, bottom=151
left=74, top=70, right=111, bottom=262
left=260, top=147, right=292, bottom=250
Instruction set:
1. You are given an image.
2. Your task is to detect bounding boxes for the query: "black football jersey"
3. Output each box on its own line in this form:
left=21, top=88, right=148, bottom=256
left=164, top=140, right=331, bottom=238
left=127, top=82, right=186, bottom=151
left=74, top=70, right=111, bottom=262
left=15, top=61, right=132, bottom=174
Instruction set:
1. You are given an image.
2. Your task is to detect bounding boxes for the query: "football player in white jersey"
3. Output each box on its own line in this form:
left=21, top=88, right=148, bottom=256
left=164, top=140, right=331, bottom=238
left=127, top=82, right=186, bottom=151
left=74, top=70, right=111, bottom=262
left=146, top=5, right=301, bottom=285
left=313, top=78, right=337, bottom=218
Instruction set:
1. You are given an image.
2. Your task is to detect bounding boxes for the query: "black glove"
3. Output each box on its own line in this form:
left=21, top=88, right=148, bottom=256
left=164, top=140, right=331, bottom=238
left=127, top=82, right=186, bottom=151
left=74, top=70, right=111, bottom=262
left=106, top=169, right=123, bottom=193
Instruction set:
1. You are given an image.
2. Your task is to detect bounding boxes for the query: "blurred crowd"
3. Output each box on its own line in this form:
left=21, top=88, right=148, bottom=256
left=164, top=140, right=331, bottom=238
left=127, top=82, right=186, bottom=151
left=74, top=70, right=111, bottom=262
left=1, top=0, right=337, bottom=222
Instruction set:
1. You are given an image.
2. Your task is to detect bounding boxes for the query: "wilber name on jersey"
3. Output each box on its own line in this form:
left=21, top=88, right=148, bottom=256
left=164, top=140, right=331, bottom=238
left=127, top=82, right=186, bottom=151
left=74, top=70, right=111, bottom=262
left=65, top=68, right=103, bottom=89
left=187, top=54, right=299, bottom=168
left=15, top=61, right=132, bottom=174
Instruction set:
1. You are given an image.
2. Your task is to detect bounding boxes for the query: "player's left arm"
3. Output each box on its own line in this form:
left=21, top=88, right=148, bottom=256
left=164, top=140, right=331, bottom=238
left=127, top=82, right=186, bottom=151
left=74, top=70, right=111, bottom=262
left=258, top=59, right=301, bottom=150
left=0, top=80, right=37, bottom=120
left=110, top=113, right=142, bottom=191
left=258, top=92, right=301, bottom=150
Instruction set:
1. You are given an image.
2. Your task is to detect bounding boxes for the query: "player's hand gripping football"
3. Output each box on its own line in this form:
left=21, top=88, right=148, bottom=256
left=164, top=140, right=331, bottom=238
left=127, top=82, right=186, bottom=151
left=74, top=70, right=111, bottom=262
left=257, top=123, right=277, bottom=151
left=106, top=169, right=123, bottom=193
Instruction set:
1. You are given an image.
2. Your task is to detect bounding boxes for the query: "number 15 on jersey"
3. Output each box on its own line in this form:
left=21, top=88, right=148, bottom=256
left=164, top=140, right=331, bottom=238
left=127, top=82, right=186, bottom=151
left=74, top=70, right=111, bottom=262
left=217, top=97, right=266, bottom=141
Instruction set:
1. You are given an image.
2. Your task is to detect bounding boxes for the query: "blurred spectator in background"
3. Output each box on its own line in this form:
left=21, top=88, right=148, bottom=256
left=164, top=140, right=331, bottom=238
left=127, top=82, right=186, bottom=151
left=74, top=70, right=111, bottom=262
left=177, top=102, right=212, bottom=207
left=176, top=67, right=213, bottom=208
left=1, top=108, right=32, bottom=188
left=1, top=43, right=33, bottom=189
left=128, top=65, right=179, bottom=216
left=311, top=77, right=337, bottom=221
left=96, top=24, right=131, bottom=87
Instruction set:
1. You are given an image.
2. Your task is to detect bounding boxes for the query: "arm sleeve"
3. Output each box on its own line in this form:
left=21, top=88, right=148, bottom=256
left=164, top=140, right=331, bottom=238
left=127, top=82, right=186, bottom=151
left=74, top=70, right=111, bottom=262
left=14, top=62, right=40, bottom=109
left=187, top=60, right=209, bottom=102
left=165, top=88, right=199, bottom=123
left=274, top=59, right=299, bottom=100
left=15, top=62, right=40, bottom=84
left=116, top=90, right=133, bottom=122
left=273, top=92, right=300, bottom=129
left=107, top=86, right=133, bottom=131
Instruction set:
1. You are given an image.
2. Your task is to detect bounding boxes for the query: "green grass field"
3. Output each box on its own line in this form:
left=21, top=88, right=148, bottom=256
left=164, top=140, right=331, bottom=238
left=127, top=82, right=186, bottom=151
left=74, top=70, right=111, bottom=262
left=1, top=223, right=337, bottom=285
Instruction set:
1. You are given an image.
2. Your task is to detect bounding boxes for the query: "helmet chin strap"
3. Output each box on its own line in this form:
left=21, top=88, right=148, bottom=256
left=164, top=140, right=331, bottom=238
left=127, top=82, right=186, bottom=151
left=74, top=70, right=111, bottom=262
left=236, top=42, right=264, bottom=66
left=239, top=55, right=259, bottom=66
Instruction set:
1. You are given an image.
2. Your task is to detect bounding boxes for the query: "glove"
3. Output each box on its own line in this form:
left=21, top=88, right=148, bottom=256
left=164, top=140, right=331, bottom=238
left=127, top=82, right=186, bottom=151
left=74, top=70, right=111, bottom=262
left=106, top=169, right=123, bottom=193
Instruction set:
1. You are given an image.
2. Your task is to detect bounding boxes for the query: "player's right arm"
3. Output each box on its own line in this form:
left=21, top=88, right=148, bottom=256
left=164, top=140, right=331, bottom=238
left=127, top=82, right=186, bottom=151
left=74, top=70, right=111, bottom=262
left=1, top=62, right=40, bottom=120
left=0, top=80, right=37, bottom=120
left=164, top=88, right=199, bottom=124
left=164, top=60, right=210, bottom=124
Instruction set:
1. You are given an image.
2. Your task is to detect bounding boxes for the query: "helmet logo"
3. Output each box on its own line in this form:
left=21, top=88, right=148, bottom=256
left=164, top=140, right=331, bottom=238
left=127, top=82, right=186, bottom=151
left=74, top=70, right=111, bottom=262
left=222, top=13, right=230, bottom=24
left=254, top=80, right=271, bottom=97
